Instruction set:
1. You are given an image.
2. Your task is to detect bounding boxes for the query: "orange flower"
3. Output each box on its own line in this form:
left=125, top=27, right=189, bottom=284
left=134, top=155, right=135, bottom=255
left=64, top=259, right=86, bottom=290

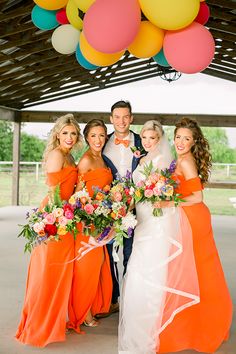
left=103, top=185, right=111, bottom=192
left=95, top=192, right=105, bottom=201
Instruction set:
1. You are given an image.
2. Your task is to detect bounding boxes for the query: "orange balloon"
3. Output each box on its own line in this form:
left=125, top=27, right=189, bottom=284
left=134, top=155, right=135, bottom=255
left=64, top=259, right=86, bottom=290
left=80, top=32, right=125, bottom=66
left=128, top=21, right=164, bottom=58
left=33, top=0, right=68, bottom=10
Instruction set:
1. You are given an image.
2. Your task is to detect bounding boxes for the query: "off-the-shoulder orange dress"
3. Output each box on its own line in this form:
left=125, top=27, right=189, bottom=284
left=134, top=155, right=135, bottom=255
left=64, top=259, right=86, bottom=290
left=16, top=166, right=77, bottom=347
left=67, top=167, right=113, bottom=333
left=159, top=176, right=233, bottom=353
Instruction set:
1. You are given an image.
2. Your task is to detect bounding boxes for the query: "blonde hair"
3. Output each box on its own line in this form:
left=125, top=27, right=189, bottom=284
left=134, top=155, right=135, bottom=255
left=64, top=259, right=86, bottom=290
left=140, top=120, right=164, bottom=139
left=43, top=113, right=83, bottom=163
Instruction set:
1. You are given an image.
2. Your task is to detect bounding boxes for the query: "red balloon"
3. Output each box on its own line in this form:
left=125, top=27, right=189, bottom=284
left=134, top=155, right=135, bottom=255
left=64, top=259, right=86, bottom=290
left=195, top=2, right=210, bottom=25
left=56, top=8, right=69, bottom=24
left=83, top=0, right=141, bottom=54
left=163, top=22, right=215, bottom=74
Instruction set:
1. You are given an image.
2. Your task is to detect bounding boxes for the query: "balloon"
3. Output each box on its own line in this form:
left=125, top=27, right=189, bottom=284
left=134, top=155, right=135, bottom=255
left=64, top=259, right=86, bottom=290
left=139, top=0, right=200, bottom=30
left=73, top=0, right=95, bottom=12
left=163, top=22, right=215, bottom=74
left=128, top=21, right=164, bottom=58
left=83, top=0, right=141, bottom=53
left=66, top=0, right=83, bottom=30
left=79, top=31, right=125, bottom=66
left=75, top=43, right=99, bottom=70
left=153, top=48, right=170, bottom=67
left=56, top=8, right=70, bottom=24
left=33, top=0, right=68, bottom=11
left=195, top=2, right=210, bottom=25
left=51, top=24, right=80, bottom=54
left=31, top=5, right=58, bottom=31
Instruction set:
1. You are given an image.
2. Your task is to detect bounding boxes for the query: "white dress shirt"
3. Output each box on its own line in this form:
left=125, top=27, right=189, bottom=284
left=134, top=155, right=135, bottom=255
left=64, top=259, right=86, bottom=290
left=103, top=132, right=134, bottom=177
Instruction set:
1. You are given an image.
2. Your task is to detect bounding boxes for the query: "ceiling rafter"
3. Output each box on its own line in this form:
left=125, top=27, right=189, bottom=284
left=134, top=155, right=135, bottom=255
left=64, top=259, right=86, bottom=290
left=0, top=0, right=235, bottom=110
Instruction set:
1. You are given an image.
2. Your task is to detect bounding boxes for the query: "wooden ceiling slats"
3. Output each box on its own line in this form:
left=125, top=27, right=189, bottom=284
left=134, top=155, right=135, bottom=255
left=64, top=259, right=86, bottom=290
left=0, top=0, right=235, bottom=109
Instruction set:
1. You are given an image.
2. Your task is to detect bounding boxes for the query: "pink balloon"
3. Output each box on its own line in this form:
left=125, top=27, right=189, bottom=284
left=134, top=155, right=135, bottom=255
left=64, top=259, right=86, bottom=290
left=195, top=2, right=210, bottom=25
left=83, top=0, right=141, bottom=54
left=56, top=8, right=69, bottom=24
left=163, top=22, right=215, bottom=74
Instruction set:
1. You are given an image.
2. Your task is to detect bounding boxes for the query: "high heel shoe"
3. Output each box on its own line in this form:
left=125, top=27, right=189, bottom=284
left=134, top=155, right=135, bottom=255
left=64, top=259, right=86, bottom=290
left=83, top=318, right=99, bottom=327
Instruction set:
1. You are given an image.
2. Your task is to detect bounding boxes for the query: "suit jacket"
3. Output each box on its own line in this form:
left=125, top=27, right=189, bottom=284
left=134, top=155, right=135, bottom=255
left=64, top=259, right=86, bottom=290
left=102, top=130, right=142, bottom=179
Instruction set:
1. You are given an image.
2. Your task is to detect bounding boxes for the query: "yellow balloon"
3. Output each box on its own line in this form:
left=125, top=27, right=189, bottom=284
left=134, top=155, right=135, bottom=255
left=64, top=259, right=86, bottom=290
left=66, top=0, right=83, bottom=30
left=128, top=21, right=164, bottom=58
left=139, top=0, right=200, bottom=30
left=80, top=32, right=125, bottom=67
left=33, top=0, right=68, bottom=10
left=74, top=0, right=95, bottom=12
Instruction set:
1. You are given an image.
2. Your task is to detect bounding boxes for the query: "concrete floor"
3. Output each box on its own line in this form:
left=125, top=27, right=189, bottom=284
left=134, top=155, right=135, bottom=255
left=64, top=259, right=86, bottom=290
left=0, top=206, right=235, bottom=354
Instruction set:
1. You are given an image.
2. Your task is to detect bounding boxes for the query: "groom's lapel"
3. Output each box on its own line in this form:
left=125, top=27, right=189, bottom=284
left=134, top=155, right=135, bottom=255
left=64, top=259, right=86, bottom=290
left=131, top=131, right=142, bottom=172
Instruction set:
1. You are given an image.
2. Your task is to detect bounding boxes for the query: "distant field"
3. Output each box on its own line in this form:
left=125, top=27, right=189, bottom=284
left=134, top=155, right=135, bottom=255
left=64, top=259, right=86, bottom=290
left=1, top=172, right=236, bottom=216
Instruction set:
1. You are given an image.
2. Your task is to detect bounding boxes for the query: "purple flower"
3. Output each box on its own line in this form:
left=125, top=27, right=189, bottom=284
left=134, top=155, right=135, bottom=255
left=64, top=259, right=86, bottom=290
left=169, top=160, right=177, bottom=174
left=127, top=227, right=133, bottom=238
left=97, top=227, right=111, bottom=242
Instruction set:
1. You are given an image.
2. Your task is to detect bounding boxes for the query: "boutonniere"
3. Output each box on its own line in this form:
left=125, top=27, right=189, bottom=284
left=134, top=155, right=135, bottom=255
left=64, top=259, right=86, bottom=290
left=130, top=146, right=146, bottom=159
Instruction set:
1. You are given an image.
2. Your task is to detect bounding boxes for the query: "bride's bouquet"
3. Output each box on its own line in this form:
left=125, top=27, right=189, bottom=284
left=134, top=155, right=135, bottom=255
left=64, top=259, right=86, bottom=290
left=133, top=160, right=183, bottom=216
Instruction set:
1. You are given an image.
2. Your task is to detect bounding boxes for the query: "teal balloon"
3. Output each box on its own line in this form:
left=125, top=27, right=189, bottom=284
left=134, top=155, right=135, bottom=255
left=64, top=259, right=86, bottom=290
left=153, top=48, right=170, bottom=67
left=31, top=5, right=58, bottom=31
left=75, top=44, right=99, bottom=70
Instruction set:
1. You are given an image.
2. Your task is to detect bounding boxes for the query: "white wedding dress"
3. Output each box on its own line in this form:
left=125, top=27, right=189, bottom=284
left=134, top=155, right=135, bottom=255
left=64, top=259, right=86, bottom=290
left=118, top=154, right=200, bottom=354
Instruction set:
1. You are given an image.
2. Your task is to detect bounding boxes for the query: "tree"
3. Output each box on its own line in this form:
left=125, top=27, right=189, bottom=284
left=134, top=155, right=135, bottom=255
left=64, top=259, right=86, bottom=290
left=20, top=133, right=46, bottom=161
left=0, top=121, right=13, bottom=160
left=0, top=121, right=46, bottom=161
left=202, top=127, right=236, bottom=163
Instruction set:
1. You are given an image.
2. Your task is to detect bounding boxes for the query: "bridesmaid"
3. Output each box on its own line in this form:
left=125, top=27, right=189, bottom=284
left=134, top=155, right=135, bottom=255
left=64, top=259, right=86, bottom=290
left=159, top=117, right=233, bottom=353
left=16, top=114, right=83, bottom=347
left=67, top=119, right=113, bottom=332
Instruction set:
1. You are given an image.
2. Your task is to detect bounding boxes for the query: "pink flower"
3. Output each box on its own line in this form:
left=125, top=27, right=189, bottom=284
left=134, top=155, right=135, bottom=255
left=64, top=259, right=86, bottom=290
left=133, top=150, right=141, bottom=158
left=58, top=216, right=69, bottom=226
left=144, top=189, right=154, bottom=198
left=153, top=186, right=161, bottom=196
left=44, top=213, right=56, bottom=225
left=136, top=180, right=145, bottom=188
left=113, top=191, right=122, bottom=202
left=84, top=203, right=95, bottom=215
left=64, top=210, right=74, bottom=219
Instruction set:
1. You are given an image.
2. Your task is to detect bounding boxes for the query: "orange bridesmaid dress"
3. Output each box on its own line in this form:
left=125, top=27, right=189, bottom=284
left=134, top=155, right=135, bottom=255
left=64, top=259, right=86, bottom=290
left=159, top=176, right=233, bottom=353
left=16, top=166, right=77, bottom=347
left=67, top=167, right=113, bottom=333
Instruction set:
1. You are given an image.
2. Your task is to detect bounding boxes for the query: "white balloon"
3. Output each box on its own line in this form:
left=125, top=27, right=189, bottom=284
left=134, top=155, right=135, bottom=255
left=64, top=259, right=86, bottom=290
left=51, top=24, right=80, bottom=54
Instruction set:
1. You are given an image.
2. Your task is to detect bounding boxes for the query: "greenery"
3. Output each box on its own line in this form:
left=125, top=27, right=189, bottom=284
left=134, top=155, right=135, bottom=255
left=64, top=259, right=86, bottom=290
left=0, top=121, right=46, bottom=161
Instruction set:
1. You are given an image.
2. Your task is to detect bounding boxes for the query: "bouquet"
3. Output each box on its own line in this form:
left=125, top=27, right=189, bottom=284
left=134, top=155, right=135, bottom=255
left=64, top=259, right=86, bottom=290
left=133, top=160, right=183, bottom=216
left=70, top=172, right=137, bottom=246
left=18, top=186, right=78, bottom=253
left=108, top=171, right=137, bottom=245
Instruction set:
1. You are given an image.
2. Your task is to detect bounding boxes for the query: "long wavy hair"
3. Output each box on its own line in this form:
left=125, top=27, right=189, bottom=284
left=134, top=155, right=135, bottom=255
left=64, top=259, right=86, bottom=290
left=174, top=117, right=212, bottom=183
left=42, top=113, right=83, bottom=163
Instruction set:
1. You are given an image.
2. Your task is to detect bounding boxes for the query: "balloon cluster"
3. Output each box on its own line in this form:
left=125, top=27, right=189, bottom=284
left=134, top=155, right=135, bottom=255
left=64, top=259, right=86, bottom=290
left=32, top=0, right=214, bottom=74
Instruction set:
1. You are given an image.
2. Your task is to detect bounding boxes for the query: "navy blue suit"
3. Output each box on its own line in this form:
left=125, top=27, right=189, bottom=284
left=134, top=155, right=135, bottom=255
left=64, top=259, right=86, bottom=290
left=102, top=131, right=142, bottom=303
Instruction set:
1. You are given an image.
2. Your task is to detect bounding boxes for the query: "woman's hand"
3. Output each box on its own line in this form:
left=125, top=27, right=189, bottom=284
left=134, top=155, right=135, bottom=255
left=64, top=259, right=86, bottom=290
left=153, top=200, right=175, bottom=208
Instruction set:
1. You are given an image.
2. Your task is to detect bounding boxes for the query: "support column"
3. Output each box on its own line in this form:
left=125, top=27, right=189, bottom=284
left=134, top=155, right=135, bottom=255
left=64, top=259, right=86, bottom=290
left=12, top=115, right=21, bottom=205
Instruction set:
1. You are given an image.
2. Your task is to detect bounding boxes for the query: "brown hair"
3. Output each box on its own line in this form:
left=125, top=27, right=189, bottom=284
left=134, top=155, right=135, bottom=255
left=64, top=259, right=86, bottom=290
left=111, top=100, right=132, bottom=115
left=174, top=117, right=212, bottom=183
left=83, top=119, right=107, bottom=144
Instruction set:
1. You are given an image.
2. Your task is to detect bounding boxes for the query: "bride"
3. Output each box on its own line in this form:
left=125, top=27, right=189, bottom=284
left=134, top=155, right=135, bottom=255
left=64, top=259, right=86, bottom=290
left=118, top=120, right=200, bottom=354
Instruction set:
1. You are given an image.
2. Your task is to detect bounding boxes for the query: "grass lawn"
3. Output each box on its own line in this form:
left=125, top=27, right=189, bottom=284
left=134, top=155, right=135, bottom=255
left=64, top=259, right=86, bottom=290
left=1, top=173, right=236, bottom=216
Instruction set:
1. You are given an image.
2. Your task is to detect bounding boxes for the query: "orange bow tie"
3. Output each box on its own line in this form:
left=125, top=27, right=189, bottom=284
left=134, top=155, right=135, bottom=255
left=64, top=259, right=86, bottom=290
left=114, top=137, right=130, bottom=148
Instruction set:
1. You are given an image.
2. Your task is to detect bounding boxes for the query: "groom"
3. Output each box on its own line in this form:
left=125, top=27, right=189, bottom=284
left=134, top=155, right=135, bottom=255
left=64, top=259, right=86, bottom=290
left=100, top=100, right=142, bottom=316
